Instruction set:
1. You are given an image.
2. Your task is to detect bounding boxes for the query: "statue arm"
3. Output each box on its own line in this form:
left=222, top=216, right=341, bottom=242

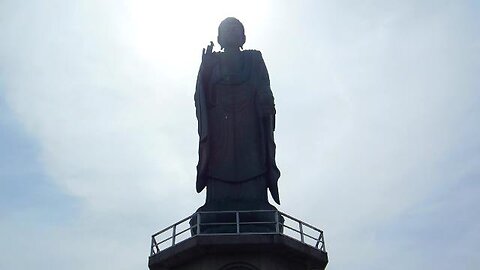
left=194, top=44, right=218, bottom=193
left=253, top=51, right=281, bottom=204
left=195, top=45, right=219, bottom=141
left=194, top=67, right=207, bottom=140
left=255, top=51, right=276, bottom=129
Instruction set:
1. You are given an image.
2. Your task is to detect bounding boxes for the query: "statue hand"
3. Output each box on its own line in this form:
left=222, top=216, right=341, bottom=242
left=204, top=41, right=214, bottom=55
left=201, top=41, right=216, bottom=69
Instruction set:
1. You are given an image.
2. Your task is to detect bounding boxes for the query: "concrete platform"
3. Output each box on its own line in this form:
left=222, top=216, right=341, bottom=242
left=148, top=233, right=328, bottom=270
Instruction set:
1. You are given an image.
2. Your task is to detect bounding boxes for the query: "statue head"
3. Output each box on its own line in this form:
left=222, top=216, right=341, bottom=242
left=218, top=17, right=246, bottom=50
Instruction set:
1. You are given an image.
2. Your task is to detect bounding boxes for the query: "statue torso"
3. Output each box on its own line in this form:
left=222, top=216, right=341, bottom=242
left=206, top=51, right=266, bottom=182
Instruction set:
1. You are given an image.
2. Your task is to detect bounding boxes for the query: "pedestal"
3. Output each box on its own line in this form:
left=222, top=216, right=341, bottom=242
left=148, top=211, right=328, bottom=270
left=149, top=234, right=328, bottom=270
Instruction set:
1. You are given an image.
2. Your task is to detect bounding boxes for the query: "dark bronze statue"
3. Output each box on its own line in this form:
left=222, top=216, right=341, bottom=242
left=194, top=17, right=280, bottom=213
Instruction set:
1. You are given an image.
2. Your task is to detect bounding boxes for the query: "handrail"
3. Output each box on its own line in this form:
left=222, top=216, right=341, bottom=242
left=152, top=215, right=191, bottom=237
left=149, top=210, right=326, bottom=256
left=279, top=211, right=322, bottom=232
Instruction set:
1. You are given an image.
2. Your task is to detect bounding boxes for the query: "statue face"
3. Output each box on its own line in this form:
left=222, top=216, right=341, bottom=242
left=218, top=18, right=246, bottom=49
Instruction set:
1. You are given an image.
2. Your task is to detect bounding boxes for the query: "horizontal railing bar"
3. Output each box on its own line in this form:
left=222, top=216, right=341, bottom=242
left=279, top=211, right=323, bottom=233
left=151, top=231, right=325, bottom=255
left=282, top=220, right=321, bottom=235
left=156, top=235, right=174, bottom=245
left=173, top=227, right=191, bottom=237
left=281, top=224, right=302, bottom=235
left=152, top=226, right=175, bottom=238
left=198, top=222, right=237, bottom=225
left=152, top=215, right=193, bottom=237
left=155, top=233, right=321, bottom=249
left=162, top=235, right=191, bottom=248
left=298, top=222, right=323, bottom=233
left=238, top=221, right=276, bottom=225
left=153, top=211, right=323, bottom=237
left=156, top=225, right=195, bottom=243
left=196, top=210, right=278, bottom=214
left=198, top=232, right=280, bottom=236
left=303, top=233, right=320, bottom=241
left=281, top=225, right=321, bottom=242
left=200, top=221, right=277, bottom=226
left=155, top=232, right=198, bottom=248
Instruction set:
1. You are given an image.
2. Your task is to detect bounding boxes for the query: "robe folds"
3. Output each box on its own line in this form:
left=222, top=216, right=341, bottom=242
left=194, top=50, right=280, bottom=204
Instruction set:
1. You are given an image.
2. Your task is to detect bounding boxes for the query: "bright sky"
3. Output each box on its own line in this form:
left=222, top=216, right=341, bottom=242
left=1, top=0, right=479, bottom=269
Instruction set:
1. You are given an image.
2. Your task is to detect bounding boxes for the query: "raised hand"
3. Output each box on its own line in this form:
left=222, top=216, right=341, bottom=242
left=201, top=41, right=217, bottom=73
left=202, top=41, right=214, bottom=61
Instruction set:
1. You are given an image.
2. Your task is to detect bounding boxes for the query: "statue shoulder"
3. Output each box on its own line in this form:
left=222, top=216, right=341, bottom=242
left=243, top=49, right=263, bottom=58
left=243, top=50, right=266, bottom=66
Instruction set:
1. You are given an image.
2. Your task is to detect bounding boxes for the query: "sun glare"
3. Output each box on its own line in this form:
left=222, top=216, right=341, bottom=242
left=127, top=0, right=271, bottom=72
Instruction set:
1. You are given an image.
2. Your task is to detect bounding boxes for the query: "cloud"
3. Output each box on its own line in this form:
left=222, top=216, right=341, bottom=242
left=0, top=0, right=479, bottom=269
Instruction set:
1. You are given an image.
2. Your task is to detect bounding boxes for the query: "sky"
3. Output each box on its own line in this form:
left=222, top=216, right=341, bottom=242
left=0, top=0, right=479, bottom=269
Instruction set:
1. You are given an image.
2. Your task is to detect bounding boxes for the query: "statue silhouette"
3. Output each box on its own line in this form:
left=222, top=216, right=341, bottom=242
left=194, top=17, right=280, bottom=213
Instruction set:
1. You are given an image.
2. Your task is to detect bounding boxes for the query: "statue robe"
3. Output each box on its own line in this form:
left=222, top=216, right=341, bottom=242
left=195, top=50, right=280, bottom=204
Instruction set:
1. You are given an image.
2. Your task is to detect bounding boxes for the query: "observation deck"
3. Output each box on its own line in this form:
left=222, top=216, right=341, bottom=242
left=148, top=210, right=328, bottom=270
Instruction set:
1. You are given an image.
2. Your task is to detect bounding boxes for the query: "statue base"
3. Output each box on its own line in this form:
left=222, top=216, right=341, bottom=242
left=148, top=234, right=328, bottom=270
left=149, top=210, right=327, bottom=270
left=191, top=176, right=283, bottom=233
left=190, top=203, right=282, bottom=234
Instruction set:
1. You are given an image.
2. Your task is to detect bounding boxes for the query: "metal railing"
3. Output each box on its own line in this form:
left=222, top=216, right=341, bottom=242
left=150, top=210, right=326, bottom=256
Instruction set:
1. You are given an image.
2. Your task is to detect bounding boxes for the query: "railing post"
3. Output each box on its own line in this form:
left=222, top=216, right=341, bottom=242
left=299, top=221, right=304, bottom=243
left=275, top=211, right=280, bottom=233
left=320, top=232, right=326, bottom=252
left=172, top=224, right=176, bottom=246
left=196, top=212, right=201, bottom=235
left=151, top=236, right=159, bottom=255
left=236, top=211, right=240, bottom=234
left=150, top=237, right=154, bottom=256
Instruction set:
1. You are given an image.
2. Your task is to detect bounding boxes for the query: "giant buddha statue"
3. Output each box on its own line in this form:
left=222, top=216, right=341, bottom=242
left=194, top=17, right=281, bottom=213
